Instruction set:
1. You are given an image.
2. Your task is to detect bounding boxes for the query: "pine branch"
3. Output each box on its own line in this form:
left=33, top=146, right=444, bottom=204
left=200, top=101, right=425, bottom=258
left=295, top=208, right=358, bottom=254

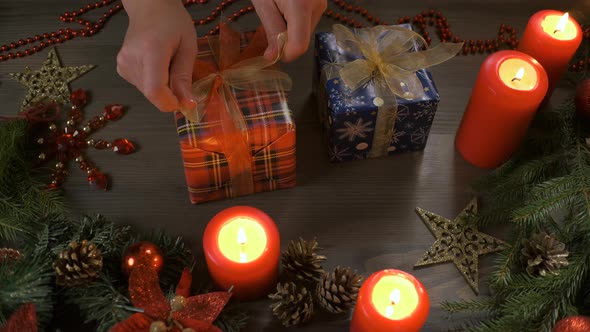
left=0, top=254, right=54, bottom=328
left=62, top=273, right=131, bottom=332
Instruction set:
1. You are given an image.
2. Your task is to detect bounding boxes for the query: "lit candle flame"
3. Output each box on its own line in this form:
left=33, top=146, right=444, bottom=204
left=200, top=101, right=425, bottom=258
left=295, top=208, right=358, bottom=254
left=238, top=227, right=248, bottom=262
left=385, top=289, right=401, bottom=317
left=512, top=67, right=525, bottom=82
left=554, top=12, right=569, bottom=34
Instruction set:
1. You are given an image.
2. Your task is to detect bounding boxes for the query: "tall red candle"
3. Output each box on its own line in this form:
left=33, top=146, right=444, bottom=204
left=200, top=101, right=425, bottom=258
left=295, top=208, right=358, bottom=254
left=456, top=50, right=548, bottom=168
left=203, top=206, right=280, bottom=301
left=350, top=270, right=429, bottom=332
left=518, top=10, right=582, bottom=96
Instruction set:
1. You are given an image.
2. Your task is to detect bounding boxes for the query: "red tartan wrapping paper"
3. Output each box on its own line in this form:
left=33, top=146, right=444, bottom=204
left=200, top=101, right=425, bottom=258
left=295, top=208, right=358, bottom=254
left=174, top=31, right=296, bottom=204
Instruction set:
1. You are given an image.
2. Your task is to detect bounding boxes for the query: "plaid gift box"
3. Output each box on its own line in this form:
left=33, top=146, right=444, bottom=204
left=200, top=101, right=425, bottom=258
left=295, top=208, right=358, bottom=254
left=313, top=24, right=447, bottom=162
left=175, top=31, right=296, bottom=204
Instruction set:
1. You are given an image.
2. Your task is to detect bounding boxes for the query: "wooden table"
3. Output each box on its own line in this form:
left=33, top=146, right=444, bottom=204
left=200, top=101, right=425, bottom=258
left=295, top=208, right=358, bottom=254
left=0, top=0, right=581, bottom=330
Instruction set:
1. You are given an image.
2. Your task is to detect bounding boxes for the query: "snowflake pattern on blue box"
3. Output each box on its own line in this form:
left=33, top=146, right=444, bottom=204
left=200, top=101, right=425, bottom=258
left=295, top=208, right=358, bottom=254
left=314, top=25, right=441, bottom=162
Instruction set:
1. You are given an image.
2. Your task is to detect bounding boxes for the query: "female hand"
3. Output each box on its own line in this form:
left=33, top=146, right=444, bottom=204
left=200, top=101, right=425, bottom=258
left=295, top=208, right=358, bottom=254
left=252, top=0, right=327, bottom=62
left=117, top=0, right=197, bottom=112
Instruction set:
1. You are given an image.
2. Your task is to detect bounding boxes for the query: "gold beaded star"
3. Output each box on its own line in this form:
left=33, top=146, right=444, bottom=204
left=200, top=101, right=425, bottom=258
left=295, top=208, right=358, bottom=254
left=414, top=198, right=507, bottom=294
left=9, top=48, right=94, bottom=111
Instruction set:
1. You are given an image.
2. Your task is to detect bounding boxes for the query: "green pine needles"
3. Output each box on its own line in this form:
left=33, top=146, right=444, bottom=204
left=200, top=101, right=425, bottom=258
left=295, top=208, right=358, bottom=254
left=0, top=118, right=247, bottom=331
left=443, top=95, right=590, bottom=331
left=0, top=119, right=64, bottom=243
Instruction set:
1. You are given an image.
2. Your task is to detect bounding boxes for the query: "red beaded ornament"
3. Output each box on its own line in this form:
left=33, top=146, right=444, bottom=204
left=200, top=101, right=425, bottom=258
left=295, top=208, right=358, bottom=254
left=37, top=89, right=135, bottom=191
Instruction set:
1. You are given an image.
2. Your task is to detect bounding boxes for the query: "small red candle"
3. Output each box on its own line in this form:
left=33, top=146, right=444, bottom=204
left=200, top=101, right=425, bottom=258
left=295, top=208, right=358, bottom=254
left=203, top=206, right=280, bottom=301
left=456, top=50, right=548, bottom=168
left=518, top=10, right=582, bottom=96
left=351, top=270, right=429, bottom=332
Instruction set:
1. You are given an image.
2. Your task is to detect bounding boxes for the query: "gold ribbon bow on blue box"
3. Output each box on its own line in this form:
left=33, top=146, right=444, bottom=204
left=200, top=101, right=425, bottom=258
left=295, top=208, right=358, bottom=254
left=318, top=24, right=462, bottom=159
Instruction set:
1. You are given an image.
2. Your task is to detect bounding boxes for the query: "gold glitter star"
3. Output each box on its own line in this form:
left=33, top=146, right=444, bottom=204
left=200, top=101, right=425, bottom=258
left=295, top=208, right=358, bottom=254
left=9, top=48, right=94, bottom=111
left=414, top=198, right=507, bottom=294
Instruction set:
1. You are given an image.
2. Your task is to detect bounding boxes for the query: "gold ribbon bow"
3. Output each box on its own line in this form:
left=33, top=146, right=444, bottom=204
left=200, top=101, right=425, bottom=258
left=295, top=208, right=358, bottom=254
left=183, top=24, right=292, bottom=197
left=331, top=24, right=462, bottom=157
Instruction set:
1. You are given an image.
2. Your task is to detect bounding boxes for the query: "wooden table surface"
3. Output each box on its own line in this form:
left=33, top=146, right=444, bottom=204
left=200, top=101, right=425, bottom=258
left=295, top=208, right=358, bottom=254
left=0, top=0, right=583, bottom=331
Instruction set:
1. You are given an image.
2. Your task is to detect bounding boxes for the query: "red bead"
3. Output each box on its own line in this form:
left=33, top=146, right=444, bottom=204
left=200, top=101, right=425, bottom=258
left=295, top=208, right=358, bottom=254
left=17, top=39, right=25, bottom=46
left=356, top=23, right=363, bottom=28
left=34, top=35, right=41, bottom=41
left=240, top=8, right=245, bottom=13
left=112, top=139, right=135, bottom=154
left=367, top=15, right=373, bottom=21
left=346, top=5, right=353, bottom=11
left=43, top=33, right=49, bottom=39
left=334, top=13, right=340, bottom=19
left=9, top=42, right=16, bottom=48
left=24, top=50, right=31, bottom=56
left=47, top=183, right=60, bottom=190
left=247, top=5, right=253, bottom=11
left=93, top=139, right=110, bottom=149
left=70, top=89, right=88, bottom=107
left=88, top=171, right=107, bottom=191
left=39, top=42, right=46, bottom=48
left=0, top=55, right=5, bottom=61
left=361, top=9, right=368, bottom=16
left=15, top=51, right=23, bottom=57
left=26, top=38, right=33, bottom=43
left=68, top=108, right=83, bottom=122
left=0, top=45, right=7, bottom=51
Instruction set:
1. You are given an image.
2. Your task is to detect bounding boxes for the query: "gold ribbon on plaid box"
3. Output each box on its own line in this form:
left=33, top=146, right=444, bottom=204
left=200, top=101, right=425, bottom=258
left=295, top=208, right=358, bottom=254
left=322, top=24, right=463, bottom=158
left=182, top=24, right=292, bottom=197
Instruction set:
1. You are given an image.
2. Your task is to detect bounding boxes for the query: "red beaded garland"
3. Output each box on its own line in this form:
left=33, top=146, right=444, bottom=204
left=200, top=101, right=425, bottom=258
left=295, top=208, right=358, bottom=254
left=1, top=0, right=586, bottom=73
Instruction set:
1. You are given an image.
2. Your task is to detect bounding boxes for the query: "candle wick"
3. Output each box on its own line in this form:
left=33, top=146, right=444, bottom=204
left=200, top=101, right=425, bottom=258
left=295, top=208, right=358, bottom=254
left=553, top=29, right=561, bottom=34
left=511, top=77, right=521, bottom=82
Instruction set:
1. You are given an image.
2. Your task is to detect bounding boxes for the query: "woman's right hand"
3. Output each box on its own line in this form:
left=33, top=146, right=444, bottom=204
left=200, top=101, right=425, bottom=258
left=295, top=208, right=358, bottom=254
left=117, top=0, right=197, bottom=112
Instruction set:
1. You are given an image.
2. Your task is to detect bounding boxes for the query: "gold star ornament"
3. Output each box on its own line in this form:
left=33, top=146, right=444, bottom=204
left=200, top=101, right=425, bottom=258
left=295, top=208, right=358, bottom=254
left=414, top=198, right=507, bottom=294
left=10, top=48, right=94, bottom=111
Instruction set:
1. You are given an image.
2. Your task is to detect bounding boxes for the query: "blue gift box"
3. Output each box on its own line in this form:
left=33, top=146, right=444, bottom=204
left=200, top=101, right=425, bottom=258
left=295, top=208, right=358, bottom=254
left=313, top=25, right=440, bottom=162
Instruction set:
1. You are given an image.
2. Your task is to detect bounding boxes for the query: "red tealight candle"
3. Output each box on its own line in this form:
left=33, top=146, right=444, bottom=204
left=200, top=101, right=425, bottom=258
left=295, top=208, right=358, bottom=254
left=351, top=270, right=429, bottom=332
left=518, top=10, right=582, bottom=97
left=203, top=206, right=280, bottom=301
left=456, top=50, right=548, bottom=168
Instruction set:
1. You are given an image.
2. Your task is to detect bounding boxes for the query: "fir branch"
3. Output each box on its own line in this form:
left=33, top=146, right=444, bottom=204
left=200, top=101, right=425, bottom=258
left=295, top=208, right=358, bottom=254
left=441, top=298, right=496, bottom=315
left=0, top=119, right=64, bottom=243
left=213, top=303, right=249, bottom=332
left=0, top=254, right=54, bottom=328
left=62, top=274, right=131, bottom=332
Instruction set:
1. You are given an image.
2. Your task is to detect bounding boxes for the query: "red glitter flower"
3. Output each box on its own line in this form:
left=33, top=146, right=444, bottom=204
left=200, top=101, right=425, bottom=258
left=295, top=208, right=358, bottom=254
left=111, top=266, right=231, bottom=332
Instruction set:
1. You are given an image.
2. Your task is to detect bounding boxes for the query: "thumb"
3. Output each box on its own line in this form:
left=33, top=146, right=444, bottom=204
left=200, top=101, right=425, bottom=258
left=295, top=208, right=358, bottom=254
left=170, top=37, right=198, bottom=111
left=252, top=0, right=287, bottom=60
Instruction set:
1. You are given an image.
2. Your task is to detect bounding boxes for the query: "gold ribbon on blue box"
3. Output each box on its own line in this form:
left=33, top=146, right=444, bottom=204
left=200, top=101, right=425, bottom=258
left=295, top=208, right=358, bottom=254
left=323, top=24, right=462, bottom=158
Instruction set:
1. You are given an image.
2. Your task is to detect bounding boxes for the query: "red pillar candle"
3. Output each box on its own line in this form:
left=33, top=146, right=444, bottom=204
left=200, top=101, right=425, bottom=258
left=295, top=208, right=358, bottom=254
left=455, top=50, right=548, bottom=168
left=350, top=270, right=429, bottom=332
left=203, top=206, right=280, bottom=301
left=518, top=10, right=582, bottom=96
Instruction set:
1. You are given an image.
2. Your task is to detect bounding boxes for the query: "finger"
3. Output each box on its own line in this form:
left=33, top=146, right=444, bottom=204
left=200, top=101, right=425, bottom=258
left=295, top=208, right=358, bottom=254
left=311, top=1, right=327, bottom=31
left=170, top=36, right=198, bottom=111
left=116, top=50, right=141, bottom=88
left=252, top=0, right=287, bottom=60
left=283, top=4, right=311, bottom=62
left=142, top=52, right=180, bottom=112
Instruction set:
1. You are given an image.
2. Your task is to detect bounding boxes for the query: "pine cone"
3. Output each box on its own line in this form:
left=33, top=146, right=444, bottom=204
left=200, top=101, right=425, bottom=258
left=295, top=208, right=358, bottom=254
left=53, top=240, right=103, bottom=286
left=269, top=282, right=314, bottom=327
left=521, top=232, right=569, bottom=276
left=316, top=266, right=362, bottom=314
left=282, top=238, right=327, bottom=283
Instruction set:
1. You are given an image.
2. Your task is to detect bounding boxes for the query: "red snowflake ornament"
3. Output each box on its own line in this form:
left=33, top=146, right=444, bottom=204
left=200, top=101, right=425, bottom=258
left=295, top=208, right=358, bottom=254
left=37, top=89, right=136, bottom=191
left=111, top=266, right=231, bottom=332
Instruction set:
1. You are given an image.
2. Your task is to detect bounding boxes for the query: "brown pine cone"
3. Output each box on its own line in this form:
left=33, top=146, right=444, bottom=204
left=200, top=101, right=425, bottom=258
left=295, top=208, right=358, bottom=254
left=269, top=282, right=314, bottom=327
left=316, top=266, right=362, bottom=314
left=521, top=232, right=569, bottom=276
left=53, top=240, right=103, bottom=286
left=282, top=238, right=327, bottom=283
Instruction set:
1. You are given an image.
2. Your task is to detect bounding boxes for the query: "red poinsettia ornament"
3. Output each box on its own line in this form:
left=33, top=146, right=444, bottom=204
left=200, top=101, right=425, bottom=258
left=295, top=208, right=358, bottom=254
left=0, top=303, right=37, bottom=332
left=110, top=265, right=231, bottom=332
